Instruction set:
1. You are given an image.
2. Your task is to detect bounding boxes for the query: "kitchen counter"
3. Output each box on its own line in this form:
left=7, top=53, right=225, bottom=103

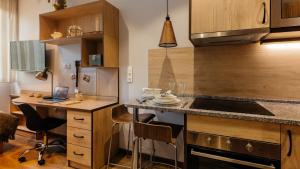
left=125, top=96, right=300, bottom=126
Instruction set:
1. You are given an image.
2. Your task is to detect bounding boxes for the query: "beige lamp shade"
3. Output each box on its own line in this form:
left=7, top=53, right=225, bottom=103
left=159, top=17, right=177, bottom=48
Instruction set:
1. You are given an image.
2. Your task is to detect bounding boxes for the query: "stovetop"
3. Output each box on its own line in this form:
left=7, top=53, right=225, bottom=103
left=190, top=98, right=275, bottom=116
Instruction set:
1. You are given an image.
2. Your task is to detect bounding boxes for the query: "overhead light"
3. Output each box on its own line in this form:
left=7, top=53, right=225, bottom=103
left=159, top=0, right=177, bottom=48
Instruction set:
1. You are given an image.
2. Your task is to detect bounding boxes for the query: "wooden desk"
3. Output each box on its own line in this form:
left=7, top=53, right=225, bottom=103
left=13, top=95, right=118, bottom=169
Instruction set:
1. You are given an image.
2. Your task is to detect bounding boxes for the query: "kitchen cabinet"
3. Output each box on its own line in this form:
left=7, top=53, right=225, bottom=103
left=190, top=0, right=270, bottom=34
left=281, top=125, right=300, bottom=169
left=187, top=115, right=280, bottom=144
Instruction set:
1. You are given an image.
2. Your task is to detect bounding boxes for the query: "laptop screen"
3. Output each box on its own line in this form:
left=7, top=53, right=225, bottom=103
left=53, top=86, right=69, bottom=100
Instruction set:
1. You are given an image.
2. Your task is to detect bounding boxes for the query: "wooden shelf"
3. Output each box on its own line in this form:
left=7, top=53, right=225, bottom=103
left=40, top=1, right=105, bottom=20
left=39, top=0, right=119, bottom=68
left=43, top=32, right=103, bottom=45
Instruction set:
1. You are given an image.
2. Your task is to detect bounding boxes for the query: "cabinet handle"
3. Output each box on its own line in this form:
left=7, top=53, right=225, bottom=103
left=287, top=130, right=293, bottom=157
left=73, top=117, right=84, bottom=121
left=73, top=134, right=84, bottom=139
left=262, top=2, right=266, bottom=24
left=73, top=151, right=84, bottom=156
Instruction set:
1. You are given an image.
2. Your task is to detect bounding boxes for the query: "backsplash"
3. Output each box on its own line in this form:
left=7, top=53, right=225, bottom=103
left=149, top=43, right=300, bottom=100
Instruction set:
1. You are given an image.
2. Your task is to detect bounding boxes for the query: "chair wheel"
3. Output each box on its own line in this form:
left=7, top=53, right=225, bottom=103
left=38, top=159, right=45, bottom=165
left=18, top=157, right=26, bottom=163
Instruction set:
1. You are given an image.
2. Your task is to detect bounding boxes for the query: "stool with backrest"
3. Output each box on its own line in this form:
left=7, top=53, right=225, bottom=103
left=17, top=104, right=66, bottom=165
left=133, top=120, right=183, bottom=169
left=107, top=104, right=155, bottom=169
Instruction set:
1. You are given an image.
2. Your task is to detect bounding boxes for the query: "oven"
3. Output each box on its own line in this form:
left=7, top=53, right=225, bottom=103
left=271, top=0, right=300, bottom=28
left=187, top=132, right=281, bottom=169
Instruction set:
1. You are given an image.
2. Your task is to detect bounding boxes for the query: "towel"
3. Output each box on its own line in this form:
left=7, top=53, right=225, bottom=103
left=0, top=111, right=19, bottom=142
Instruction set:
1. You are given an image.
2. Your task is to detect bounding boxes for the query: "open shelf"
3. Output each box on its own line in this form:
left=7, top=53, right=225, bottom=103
left=43, top=31, right=103, bottom=45
left=39, top=0, right=119, bottom=68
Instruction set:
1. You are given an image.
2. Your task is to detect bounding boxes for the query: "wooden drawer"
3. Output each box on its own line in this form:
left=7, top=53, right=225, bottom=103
left=67, top=144, right=91, bottom=167
left=187, top=115, right=281, bottom=144
left=67, top=111, right=91, bottom=130
left=67, top=127, right=91, bottom=148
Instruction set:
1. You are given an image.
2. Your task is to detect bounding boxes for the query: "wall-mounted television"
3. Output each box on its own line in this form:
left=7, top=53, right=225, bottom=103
left=10, top=40, right=46, bottom=72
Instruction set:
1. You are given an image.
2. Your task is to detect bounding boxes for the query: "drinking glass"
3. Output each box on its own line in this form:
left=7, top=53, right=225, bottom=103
left=178, top=82, right=186, bottom=97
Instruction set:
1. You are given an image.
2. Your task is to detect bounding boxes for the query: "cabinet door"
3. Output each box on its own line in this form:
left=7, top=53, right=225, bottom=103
left=190, top=0, right=270, bottom=34
left=281, top=125, right=300, bottom=169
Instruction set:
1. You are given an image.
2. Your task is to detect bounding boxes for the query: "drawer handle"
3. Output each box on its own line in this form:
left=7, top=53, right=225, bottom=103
left=73, top=117, right=85, bottom=121
left=73, top=151, right=84, bottom=156
left=73, top=134, right=84, bottom=139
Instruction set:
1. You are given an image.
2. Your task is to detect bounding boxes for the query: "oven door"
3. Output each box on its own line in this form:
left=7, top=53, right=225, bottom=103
left=271, top=0, right=300, bottom=28
left=187, top=145, right=280, bottom=169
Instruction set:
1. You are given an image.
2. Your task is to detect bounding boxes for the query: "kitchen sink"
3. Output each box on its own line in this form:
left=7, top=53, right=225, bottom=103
left=190, top=97, right=274, bottom=116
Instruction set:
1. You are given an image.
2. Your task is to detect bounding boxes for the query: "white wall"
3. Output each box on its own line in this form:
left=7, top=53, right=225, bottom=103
left=18, top=0, right=192, bottom=160
left=110, top=0, right=192, bottom=100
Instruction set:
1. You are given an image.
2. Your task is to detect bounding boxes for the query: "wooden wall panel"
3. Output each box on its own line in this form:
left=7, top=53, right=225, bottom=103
left=149, top=48, right=195, bottom=95
left=149, top=43, right=300, bottom=100
left=96, top=68, right=119, bottom=98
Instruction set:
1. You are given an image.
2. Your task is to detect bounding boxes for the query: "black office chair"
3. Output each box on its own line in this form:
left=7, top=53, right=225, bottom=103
left=17, top=104, right=66, bottom=165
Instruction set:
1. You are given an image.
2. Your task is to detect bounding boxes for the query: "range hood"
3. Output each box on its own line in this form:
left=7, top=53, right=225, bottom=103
left=190, top=28, right=270, bottom=47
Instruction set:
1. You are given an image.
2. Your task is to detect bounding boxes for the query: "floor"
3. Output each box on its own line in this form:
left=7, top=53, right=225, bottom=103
left=0, top=135, right=66, bottom=169
left=0, top=134, right=173, bottom=169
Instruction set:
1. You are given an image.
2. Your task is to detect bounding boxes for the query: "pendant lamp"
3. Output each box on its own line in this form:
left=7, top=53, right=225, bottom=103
left=159, top=0, right=177, bottom=48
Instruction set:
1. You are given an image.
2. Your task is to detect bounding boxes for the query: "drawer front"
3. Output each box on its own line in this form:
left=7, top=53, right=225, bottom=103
left=187, top=115, right=281, bottom=144
left=67, top=127, right=92, bottom=148
left=67, top=111, right=91, bottom=130
left=67, top=144, right=91, bottom=167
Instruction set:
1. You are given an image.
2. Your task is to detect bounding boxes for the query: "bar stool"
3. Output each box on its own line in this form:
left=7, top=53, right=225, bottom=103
left=107, top=105, right=155, bottom=169
left=133, top=120, right=183, bottom=169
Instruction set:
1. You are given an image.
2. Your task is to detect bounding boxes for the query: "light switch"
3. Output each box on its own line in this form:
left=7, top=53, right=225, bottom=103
left=64, top=64, right=71, bottom=69
left=127, top=66, right=133, bottom=83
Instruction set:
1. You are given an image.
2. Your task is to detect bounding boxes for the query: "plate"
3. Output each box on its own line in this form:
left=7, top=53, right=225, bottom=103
left=152, top=98, right=181, bottom=106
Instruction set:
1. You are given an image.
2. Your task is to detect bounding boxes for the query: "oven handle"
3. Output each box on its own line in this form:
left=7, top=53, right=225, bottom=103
left=262, top=2, right=266, bottom=24
left=287, top=130, right=292, bottom=157
left=191, top=149, right=276, bottom=169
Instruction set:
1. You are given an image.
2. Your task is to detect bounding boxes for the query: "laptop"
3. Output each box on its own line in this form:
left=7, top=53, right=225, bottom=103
left=43, top=86, right=69, bottom=103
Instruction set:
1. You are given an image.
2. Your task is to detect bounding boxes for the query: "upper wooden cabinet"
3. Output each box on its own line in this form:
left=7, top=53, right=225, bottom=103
left=190, top=0, right=270, bottom=34
left=281, top=125, right=300, bottom=169
left=39, top=1, right=119, bottom=68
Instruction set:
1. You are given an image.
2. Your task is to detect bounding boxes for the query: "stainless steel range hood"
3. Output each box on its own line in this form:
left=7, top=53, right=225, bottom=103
left=190, top=28, right=270, bottom=47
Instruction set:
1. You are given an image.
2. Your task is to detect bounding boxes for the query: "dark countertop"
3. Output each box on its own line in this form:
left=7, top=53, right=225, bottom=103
left=125, top=96, right=300, bottom=126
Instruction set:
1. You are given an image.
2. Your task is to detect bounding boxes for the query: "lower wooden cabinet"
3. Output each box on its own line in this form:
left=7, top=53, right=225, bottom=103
left=67, top=106, right=118, bottom=169
left=281, top=125, right=300, bottom=169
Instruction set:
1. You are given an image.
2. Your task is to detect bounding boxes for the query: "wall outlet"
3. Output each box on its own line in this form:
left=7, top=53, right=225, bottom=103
left=127, top=66, right=133, bottom=83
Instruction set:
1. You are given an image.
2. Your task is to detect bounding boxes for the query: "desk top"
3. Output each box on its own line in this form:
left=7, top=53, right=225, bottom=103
left=13, top=95, right=118, bottom=112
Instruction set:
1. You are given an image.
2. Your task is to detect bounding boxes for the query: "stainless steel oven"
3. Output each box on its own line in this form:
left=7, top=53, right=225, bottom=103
left=271, top=0, right=300, bottom=28
left=187, top=132, right=281, bottom=169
